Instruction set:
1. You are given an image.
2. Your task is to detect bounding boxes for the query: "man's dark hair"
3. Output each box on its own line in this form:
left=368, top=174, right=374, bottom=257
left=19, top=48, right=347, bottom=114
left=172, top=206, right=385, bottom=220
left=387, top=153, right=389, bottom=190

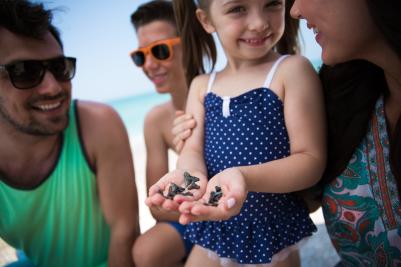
left=0, top=0, right=63, bottom=49
left=131, top=0, right=176, bottom=31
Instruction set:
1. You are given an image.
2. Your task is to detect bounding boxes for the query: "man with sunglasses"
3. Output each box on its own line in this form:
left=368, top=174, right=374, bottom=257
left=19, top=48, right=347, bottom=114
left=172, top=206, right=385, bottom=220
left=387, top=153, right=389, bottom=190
left=0, top=1, right=140, bottom=267
left=130, top=1, right=193, bottom=267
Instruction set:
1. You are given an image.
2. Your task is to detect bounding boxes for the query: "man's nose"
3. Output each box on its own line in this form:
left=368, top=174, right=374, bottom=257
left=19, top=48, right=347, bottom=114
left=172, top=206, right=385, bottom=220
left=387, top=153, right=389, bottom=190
left=36, top=70, right=63, bottom=95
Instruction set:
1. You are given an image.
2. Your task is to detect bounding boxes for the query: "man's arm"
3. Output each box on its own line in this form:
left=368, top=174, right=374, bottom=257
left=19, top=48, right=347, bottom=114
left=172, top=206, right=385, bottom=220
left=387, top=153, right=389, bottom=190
left=79, top=101, right=140, bottom=267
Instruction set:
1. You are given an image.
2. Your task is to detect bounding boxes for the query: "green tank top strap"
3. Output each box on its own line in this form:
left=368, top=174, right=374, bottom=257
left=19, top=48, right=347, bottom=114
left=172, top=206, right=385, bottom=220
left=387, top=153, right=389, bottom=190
left=0, top=100, right=110, bottom=267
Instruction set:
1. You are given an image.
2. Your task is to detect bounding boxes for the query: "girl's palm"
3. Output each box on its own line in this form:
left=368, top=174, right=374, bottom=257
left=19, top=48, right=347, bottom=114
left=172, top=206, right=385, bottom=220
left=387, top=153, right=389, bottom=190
left=146, top=169, right=207, bottom=212
left=178, top=168, right=248, bottom=224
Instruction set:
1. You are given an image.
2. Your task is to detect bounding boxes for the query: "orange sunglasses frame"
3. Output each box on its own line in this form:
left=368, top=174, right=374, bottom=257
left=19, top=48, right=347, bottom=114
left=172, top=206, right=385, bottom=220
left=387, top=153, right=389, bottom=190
left=130, top=37, right=181, bottom=67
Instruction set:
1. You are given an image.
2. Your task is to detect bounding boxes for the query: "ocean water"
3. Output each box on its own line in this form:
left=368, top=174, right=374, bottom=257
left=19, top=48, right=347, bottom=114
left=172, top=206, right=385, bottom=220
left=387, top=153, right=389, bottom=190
left=312, top=59, right=323, bottom=71
left=108, top=92, right=169, bottom=136
left=108, top=59, right=323, bottom=136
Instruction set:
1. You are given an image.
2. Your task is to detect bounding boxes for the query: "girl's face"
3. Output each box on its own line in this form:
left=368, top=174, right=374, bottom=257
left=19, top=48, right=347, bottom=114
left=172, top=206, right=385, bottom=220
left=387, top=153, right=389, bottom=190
left=290, top=0, right=382, bottom=65
left=197, top=0, right=285, bottom=62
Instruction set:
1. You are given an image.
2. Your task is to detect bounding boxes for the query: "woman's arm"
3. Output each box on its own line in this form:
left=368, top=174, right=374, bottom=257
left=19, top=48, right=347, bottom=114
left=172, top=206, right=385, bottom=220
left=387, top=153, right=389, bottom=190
left=146, top=75, right=209, bottom=211
left=172, top=110, right=196, bottom=153
left=144, top=105, right=181, bottom=221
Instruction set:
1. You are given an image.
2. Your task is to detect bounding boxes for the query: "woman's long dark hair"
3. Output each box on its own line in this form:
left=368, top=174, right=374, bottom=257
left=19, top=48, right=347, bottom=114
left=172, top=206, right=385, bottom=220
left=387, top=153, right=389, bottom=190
left=319, top=0, right=401, bottom=195
left=173, top=0, right=299, bottom=87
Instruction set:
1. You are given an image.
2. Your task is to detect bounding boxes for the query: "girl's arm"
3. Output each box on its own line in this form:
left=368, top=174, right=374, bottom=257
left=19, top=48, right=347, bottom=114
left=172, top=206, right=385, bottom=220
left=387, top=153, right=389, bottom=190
left=146, top=75, right=209, bottom=211
left=175, top=75, right=208, bottom=174
left=238, top=56, right=326, bottom=193
left=180, top=56, right=326, bottom=222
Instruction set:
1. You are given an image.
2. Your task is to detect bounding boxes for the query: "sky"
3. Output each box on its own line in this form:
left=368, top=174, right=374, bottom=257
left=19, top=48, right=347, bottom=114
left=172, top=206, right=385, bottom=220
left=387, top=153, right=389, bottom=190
left=44, top=0, right=322, bottom=103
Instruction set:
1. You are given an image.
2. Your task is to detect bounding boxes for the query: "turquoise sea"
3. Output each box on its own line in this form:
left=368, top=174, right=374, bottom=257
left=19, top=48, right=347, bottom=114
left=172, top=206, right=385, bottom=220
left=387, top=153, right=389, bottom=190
left=108, top=59, right=323, bottom=136
left=108, top=92, right=170, bottom=137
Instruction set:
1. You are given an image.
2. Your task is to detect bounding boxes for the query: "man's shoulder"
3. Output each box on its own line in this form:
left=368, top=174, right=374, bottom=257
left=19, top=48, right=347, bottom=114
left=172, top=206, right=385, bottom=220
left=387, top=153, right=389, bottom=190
left=76, top=100, right=128, bottom=132
left=75, top=100, right=128, bottom=156
left=76, top=100, right=119, bottom=121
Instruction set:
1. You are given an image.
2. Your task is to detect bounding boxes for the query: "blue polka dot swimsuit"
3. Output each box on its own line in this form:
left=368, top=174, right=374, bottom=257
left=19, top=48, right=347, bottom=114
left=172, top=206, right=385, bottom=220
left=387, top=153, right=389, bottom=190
left=185, top=56, right=316, bottom=265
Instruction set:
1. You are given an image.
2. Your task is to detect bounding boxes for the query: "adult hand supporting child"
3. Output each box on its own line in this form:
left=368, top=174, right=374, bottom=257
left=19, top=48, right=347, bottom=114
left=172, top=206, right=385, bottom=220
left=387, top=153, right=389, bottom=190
left=172, top=111, right=196, bottom=153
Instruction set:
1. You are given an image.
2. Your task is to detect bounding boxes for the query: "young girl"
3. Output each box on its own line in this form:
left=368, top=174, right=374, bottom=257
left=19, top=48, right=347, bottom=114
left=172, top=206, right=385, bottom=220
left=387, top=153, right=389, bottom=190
left=146, top=0, right=326, bottom=266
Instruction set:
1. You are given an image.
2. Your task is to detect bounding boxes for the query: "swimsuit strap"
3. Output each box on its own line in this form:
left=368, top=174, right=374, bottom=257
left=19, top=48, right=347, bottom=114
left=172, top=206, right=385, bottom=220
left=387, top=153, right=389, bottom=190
left=206, top=71, right=217, bottom=93
left=263, top=55, right=290, bottom=88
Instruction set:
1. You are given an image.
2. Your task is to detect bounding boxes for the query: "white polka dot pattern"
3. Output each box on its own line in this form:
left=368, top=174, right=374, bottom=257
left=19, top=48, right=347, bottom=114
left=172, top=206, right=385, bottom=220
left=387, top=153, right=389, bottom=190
left=185, top=88, right=316, bottom=264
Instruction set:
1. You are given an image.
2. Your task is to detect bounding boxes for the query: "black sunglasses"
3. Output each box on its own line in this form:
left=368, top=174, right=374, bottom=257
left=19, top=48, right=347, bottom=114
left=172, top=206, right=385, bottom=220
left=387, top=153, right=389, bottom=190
left=0, top=56, right=76, bottom=89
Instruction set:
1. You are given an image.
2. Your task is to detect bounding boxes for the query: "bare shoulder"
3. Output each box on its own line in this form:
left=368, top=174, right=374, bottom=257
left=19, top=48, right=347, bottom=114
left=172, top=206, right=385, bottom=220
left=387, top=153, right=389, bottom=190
left=191, top=73, right=210, bottom=87
left=77, top=100, right=125, bottom=131
left=143, top=101, right=172, bottom=140
left=144, top=101, right=172, bottom=127
left=76, top=100, right=129, bottom=158
left=280, top=55, right=315, bottom=74
left=278, top=55, right=320, bottom=91
left=189, top=73, right=211, bottom=100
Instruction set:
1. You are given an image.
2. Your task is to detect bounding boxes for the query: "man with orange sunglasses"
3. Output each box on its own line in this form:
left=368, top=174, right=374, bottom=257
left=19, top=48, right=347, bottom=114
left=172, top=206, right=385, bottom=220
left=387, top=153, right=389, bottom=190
left=130, top=1, right=193, bottom=267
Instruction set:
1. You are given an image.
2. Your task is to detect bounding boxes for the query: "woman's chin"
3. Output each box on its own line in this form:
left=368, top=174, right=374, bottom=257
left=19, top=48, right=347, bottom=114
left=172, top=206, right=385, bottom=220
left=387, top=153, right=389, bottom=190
left=155, top=85, right=170, bottom=94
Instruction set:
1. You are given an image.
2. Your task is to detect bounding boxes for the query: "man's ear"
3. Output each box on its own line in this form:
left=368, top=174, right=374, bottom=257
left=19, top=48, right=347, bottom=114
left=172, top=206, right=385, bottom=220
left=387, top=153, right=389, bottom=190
left=196, top=8, right=215, bottom=33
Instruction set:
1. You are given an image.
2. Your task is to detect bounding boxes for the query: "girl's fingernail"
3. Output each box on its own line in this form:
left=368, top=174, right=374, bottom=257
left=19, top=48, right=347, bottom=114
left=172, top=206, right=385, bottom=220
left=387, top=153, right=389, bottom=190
left=227, top=198, right=236, bottom=209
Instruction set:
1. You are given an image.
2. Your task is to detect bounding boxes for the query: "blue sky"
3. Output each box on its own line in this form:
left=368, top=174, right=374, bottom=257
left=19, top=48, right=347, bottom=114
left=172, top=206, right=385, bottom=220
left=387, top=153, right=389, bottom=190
left=46, top=0, right=321, bottom=102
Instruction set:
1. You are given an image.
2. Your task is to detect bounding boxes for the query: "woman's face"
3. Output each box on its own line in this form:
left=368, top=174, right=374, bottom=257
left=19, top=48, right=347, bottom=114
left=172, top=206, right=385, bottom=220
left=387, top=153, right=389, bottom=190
left=290, top=0, right=382, bottom=65
left=136, top=21, right=185, bottom=94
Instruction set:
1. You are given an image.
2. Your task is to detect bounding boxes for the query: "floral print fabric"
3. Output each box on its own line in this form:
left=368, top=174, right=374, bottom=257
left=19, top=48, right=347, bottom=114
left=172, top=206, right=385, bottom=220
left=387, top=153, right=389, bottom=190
left=322, top=97, right=401, bottom=266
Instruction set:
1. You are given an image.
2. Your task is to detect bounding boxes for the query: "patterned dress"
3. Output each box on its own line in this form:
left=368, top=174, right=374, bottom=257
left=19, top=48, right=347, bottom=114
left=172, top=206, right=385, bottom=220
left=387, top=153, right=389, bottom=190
left=185, top=56, right=316, bottom=265
left=322, top=97, right=401, bottom=267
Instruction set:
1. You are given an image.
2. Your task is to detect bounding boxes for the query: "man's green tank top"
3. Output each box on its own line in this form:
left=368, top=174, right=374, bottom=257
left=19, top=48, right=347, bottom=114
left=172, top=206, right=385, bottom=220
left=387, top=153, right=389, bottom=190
left=0, top=100, right=110, bottom=267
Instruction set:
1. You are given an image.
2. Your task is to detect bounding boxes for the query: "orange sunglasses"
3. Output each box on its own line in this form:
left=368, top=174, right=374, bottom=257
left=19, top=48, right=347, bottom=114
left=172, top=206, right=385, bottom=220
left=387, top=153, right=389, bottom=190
left=130, top=37, right=181, bottom=67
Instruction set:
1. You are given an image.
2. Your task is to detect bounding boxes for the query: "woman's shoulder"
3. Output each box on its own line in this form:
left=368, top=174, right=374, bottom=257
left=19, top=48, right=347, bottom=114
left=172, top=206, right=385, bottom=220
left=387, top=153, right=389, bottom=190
left=144, top=101, right=174, bottom=126
left=143, top=101, right=175, bottom=144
